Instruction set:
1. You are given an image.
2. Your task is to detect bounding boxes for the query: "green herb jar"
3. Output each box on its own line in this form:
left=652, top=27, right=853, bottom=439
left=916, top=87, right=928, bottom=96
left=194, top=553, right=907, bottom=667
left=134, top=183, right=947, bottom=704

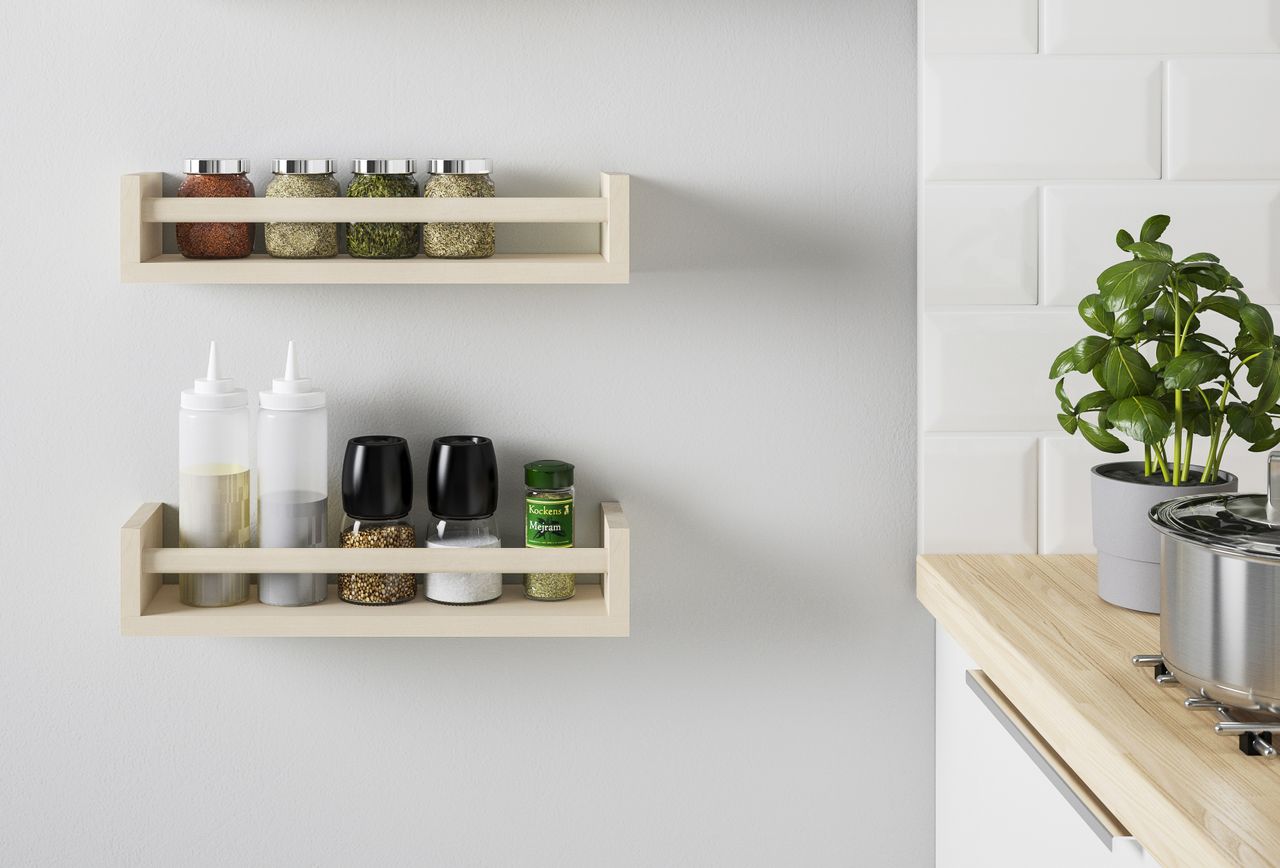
left=524, top=459, right=575, bottom=601
left=346, top=159, right=420, bottom=259
left=423, top=159, right=495, bottom=259
left=265, top=159, right=339, bottom=259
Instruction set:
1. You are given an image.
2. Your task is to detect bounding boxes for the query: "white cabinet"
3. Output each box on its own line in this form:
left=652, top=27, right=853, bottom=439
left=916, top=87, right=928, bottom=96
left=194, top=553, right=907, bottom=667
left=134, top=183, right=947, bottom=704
left=936, top=626, right=1157, bottom=867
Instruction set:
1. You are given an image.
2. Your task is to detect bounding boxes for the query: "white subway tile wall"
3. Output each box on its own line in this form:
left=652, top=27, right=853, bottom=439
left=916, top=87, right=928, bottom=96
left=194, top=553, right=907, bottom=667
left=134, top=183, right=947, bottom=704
left=922, top=310, right=1080, bottom=431
left=921, top=436, right=1038, bottom=554
left=1167, top=59, right=1280, bottom=179
left=923, top=58, right=1162, bottom=180
left=923, top=185, right=1038, bottom=305
left=919, top=2, right=1280, bottom=556
left=1043, top=0, right=1280, bottom=55
left=920, top=0, right=1038, bottom=54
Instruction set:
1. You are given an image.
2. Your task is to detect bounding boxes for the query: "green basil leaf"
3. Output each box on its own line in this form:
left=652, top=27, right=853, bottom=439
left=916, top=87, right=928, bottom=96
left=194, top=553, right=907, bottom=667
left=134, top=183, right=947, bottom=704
left=1226, top=403, right=1275, bottom=443
left=1078, top=417, right=1129, bottom=454
left=1097, top=260, right=1171, bottom=312
left=1160, top=351, right=1229, bottom=390
left=1050, top=347, right=1077, bottom=378
left=1124, top=240, right=1174, bottom=262
left=1112, top=308, right=1144, bottom=338
left=1249, top=428, right=1280, bottom=452
left=1057, top=413, right=1078, bottom=435
left=1200, top=295, right=1240, bottom=319
left=1102, top=344, right=1156, bottom=398
left=1255, top=357, right=1280, bottom=413
left=1075, top=390, right=1113, bottom=414
left=1240, top=302, right=1274, bottom=344
left=1106, top=396, right=1173, bottom=444
left=1078, top=293, right=1115, bottom=334
left=1140, top=214, right=1171, bottom=243
left=1055, top=378, right=1072, bottom=413
left=1072, top=335, right=1111, bottom=373
left=1181, top=252, right=1220, bottom=263
left=1116, top=229, right=1135, bottom=250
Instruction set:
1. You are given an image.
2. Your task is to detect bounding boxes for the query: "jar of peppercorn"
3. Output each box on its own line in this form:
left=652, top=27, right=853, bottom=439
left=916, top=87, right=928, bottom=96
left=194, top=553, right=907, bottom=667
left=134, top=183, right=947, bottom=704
left=346, top=159, right=420, bottom=259
left=339, top=436, right=418, bottom=605
left=176, top=159, right=255, bottom=259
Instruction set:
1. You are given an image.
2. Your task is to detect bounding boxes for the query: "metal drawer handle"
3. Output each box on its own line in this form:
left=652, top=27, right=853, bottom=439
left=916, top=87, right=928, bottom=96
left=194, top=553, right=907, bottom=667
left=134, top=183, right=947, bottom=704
left=965, top=670, right=1132, bottom=850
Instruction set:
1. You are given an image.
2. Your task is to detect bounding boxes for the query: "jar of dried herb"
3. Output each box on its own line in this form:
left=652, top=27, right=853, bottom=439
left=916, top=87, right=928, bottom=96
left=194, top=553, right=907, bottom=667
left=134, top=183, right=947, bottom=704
left=177, top=159, right=255, bottom=259
left=264, top=159, right=339, bottom=259
left=346, top=159, right=420, bottom=259
left=524, top=460, right=575, bottom=601
left=339, top=436, right=418, bottom=605
left=423, top=159, right=495, bottom=259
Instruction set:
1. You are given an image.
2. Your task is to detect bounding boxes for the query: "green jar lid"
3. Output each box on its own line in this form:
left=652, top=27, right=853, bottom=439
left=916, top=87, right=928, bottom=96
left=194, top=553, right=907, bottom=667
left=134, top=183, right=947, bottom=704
left=525, top=459, right=574, bottom=489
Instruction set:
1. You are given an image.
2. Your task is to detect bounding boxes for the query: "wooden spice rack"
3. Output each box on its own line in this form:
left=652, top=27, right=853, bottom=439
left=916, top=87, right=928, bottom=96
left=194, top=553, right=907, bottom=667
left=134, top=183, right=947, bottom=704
left=120, top=172, right=629, bottom=284
left=120, top=502, right=629, bottom=637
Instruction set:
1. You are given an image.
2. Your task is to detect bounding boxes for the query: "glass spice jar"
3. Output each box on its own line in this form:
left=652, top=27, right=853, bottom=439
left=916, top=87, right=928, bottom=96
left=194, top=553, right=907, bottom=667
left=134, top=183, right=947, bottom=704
left=524, top=460, right=575, bottom=601
left=177, top=159, right=255, bottom=259
left=424, top=435, right=502, bottom=605
left=423, top=159, right=495, bottom=259
left=265, top=159, right=339, bottom=259
left=346, top=159, right=420, bottom=259
left=339, top=436, right=418, bottom=605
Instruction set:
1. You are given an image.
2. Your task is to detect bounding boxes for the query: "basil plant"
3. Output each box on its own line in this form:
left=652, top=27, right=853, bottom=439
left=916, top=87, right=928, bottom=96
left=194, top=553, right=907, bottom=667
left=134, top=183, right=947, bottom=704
left=1051, top=215, right=1280, bottom=485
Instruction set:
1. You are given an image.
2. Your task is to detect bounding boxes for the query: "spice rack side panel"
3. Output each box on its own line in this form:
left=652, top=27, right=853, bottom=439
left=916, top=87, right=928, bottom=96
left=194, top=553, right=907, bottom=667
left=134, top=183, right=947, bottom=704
left=118, top=502, right=629, bottom=637
left=119, top=171, right=630, bottom=285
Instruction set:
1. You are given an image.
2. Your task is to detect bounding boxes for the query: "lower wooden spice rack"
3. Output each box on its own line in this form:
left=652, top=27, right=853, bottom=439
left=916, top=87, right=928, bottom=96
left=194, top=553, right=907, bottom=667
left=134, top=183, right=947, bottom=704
left=120, top=502, right=629, bottom=637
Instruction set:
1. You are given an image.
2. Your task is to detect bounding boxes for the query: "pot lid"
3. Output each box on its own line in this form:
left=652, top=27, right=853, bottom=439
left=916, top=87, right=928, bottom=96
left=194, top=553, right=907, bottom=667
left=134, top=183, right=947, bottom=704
left=1150, top=452, right=1280, bottom=559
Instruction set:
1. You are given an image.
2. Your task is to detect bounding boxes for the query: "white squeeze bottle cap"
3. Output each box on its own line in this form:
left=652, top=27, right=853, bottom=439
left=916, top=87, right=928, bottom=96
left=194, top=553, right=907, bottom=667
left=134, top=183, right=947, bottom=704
left=260, top=341, right=325, bottom=411
left=182, top=342, right=248, bottom=410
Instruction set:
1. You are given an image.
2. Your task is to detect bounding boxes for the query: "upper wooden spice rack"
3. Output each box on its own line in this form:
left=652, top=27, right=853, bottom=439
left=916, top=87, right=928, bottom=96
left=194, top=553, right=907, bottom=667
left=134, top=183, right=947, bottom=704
left=120, top=502, right=629, bottom=637
left=120, top=171, right=629, bottom=284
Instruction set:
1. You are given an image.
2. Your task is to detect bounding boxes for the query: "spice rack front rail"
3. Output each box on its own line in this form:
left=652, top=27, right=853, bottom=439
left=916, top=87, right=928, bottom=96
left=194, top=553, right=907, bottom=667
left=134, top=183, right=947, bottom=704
left=120, top=502, right=629, bottom=637
left=120, top=171, right=629, bottom=284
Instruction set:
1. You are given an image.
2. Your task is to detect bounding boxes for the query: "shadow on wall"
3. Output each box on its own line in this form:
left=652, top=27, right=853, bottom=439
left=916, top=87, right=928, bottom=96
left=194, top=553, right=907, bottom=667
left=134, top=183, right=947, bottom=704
left=629, top=176, right=858, bottom=276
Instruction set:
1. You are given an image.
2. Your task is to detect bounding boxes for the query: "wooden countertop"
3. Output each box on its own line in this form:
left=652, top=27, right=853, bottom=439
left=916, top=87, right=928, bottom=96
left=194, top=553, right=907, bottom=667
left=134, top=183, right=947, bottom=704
left=918, top=554, right=1280, bottom=868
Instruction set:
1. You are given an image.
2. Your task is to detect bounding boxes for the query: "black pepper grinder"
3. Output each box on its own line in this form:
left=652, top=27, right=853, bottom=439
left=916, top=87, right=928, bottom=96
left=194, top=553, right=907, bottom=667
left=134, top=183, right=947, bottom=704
left=338, top=436, right=418, bottom=605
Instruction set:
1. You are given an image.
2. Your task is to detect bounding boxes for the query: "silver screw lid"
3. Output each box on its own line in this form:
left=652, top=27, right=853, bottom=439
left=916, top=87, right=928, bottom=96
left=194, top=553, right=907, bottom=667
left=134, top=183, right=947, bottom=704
left=352, top=159, right=416, bottom=175
left=272, top=159, right=334, bottom=174
left=183, top=159, right=249, bottom=174
left=427, top=159, right=492, bottom=175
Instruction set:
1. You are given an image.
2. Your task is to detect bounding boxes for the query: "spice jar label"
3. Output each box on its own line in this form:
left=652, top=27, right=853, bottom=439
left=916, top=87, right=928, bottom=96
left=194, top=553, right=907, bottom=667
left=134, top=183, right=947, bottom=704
left=526, top=498, right=573, bottom=547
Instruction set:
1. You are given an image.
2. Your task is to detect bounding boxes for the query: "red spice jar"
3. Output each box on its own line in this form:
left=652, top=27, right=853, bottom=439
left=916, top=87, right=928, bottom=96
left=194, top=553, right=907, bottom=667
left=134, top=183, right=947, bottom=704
left=176, top=159, right=255, bottom=259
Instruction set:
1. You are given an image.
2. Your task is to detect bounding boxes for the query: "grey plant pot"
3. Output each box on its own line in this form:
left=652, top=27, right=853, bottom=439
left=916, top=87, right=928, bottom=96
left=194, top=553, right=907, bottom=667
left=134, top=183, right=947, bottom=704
left=1091, top=462, right=1237, bottom=614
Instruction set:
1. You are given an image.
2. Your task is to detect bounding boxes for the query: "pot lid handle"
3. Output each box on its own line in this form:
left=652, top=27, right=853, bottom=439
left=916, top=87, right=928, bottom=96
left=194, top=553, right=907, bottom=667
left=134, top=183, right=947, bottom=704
left=1270, top=452, right=1280, bottom=522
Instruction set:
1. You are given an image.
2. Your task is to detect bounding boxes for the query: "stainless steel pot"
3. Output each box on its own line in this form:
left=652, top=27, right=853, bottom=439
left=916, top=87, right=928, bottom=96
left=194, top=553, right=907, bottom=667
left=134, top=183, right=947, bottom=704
left=1150, top=453, right=1280, bottom=712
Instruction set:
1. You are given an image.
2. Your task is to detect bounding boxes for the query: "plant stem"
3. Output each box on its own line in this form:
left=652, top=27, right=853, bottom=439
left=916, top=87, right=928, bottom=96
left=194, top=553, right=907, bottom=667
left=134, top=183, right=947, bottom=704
left=1153, top=444, right=1172, bottom=483
left=1144, top=444, right=1152, bottom=477
left=1183, top=430, right=1193, bottom=482
left=1173, top=391, right=1184, bottom=485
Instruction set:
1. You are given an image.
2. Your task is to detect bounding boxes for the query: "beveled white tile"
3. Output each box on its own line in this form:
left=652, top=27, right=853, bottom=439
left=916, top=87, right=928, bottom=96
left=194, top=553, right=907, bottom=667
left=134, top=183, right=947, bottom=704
left=1040, top=436, right=1103, bottom=554
left=1044, top=0, right=1280, bottom=54
left=921, top=310, right=1082, bottom=431
left=923, top=185, right=1038, bottom=306
left=921, top=435, right=1038, bottom=554
left=1043, top=185, right=1280, bottom=307
left=1169, top=60, right=1280, bottom=179
left=923, top=58, right=1161, bottom=180
left=922, top=0, right=1038, bottom=54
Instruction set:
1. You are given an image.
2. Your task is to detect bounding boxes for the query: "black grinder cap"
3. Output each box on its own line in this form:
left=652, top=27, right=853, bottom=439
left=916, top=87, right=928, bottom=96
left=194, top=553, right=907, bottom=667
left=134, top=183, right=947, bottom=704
left=427, top=435, right=498, bottom=519
left=342, top=435, right=413, bottom=520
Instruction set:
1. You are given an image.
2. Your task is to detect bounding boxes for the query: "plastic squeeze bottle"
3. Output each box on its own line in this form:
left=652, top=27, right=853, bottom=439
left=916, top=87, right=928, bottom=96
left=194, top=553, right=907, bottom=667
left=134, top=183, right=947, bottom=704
left=257, top=342, right=329, bottom=606
left=179, top=342, right=251, bottom=606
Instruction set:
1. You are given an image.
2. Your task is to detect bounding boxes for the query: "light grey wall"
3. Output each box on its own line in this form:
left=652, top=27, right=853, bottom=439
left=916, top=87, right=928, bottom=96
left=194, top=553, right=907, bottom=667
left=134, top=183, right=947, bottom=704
left=0, top=1, right=925, bottom=865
